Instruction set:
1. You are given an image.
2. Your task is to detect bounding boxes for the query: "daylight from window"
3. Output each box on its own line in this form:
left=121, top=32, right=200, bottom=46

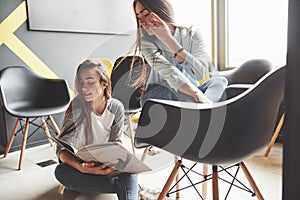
left=171, top=0, right=288, bottom=68
left=171, top=0, right=212, bottom=57
left=227, top=0, right=288, bottom=67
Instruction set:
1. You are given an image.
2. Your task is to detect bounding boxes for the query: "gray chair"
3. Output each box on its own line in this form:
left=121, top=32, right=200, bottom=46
left=134, top=66, right=285, bottom=199
left=214, top=59, right=274, bottom=85
left=0, top=66, right=71, bottom=170
left=215, top=59, right=283, bottom=157
left=111, top=56, right=143, bottom=156
left=111, top=56, right=155, bottom=160
left=212, top=59, right=274, bottom=100
left=111, top=56, right=143, bottom=116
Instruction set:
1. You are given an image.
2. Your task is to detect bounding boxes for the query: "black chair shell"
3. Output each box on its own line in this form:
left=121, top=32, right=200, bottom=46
left=218, top=59, right=274, bottom=85
left=111, top=56, right=144, bottom=114
left=0, top=66, right=71, bottom=170
left=0, top=66, right=70, bottom=117
left=135, top=66, right=285, bottom=166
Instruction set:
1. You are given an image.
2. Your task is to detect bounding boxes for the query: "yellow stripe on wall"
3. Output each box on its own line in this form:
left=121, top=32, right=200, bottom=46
left=0, top=1, right=57, bottom=79
left=0, top=1, right=74, bottom=97
left=5, top=34, right=59, bottom=78
left=0, top=1, right=27, bottom=40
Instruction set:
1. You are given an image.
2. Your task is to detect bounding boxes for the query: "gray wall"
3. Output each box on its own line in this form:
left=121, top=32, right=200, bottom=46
left=0, top=0, right=136, bottom=152
left=0, top=0, right=136, bottom=85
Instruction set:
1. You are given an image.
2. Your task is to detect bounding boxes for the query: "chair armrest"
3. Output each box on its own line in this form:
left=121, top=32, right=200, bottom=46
left=222, top=84, right=253, bottom=100
left=210, top=59, right=274, bottom=85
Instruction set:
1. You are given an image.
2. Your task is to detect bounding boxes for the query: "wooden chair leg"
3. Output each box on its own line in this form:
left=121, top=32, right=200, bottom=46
left=212, top=165, right=219, bottom=200
left=4, top=118, right=21, bottom=157
left=150, top=146, right=157, bottom=155
left=264, top=113, right=285, bottom=157
left=140, top=146, right=158, bottom=162
left=126, top=115, right=136, bottom=155
left=48, top=115, right=61, bottom=135
left=40, top=117, right=53, bottom=147
left=141, top=146, right=150, bottom=162
left=58, top=184, right=65, bottom=195
left=240, top=162, right=264, bottom=200
left=18, top=118, right=30, bottom=170
left=175, top=157, right=180, bottom=198
left=202, top=164, right=208, bottom=200
left=126, top=113, right=157, bottom=163
left=158, top=159, right=182, bottom=200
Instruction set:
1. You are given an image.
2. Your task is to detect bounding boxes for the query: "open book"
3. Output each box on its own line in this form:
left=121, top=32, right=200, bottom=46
left=50, top=136, right=151, bottom=174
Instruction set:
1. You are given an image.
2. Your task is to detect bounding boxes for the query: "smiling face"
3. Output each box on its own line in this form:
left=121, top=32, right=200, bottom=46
left=78, top=67, right=106, bottom=102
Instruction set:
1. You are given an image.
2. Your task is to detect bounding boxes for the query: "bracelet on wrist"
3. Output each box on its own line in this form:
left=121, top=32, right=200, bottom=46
left=174, top=47, right=184, bottom=58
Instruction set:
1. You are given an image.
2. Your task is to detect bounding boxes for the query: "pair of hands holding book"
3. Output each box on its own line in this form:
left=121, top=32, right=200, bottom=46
left=80, top=162, right=116, bottom=175
left=60, top=150, right=117, bottom=175
left=56, top=138, right=151, bottom=175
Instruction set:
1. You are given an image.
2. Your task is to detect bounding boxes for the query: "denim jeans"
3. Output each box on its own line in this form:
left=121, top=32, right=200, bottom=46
left=55, top=163, right=138, bottom=200
left=176, top=62, right=228, bottom=103
left=141, top=76, right=227, bottom=105
left=198, top=76, right=228, bottom=103
left=141, top=83, right=176, bottom=105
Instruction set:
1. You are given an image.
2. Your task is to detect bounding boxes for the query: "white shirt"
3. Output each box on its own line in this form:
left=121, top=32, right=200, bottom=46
left=75, top=99, right=115, bottom=148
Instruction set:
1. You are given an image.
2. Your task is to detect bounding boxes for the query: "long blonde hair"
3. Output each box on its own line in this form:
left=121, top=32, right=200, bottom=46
left=59, top=59, right=112, bottom=143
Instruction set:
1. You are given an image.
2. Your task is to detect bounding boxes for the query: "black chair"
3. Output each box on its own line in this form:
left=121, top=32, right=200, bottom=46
left=134, top=66, right=285, bottom=199
left=111, top=56, right=143, bottom=116
left=0, top=66, right=71, bottom=170
left=111, top=56, right=152, bottom=159
left=215, top=59, right=282, bottom=157
left=211, top=59, right=275, bottom=100
left=215, top=59, right=274, bottom=85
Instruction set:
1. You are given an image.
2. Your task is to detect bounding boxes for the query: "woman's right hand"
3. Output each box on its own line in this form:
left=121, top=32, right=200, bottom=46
left=148, top=12, right=173, bottom=43
left=80, top=162, right=116, bottom=175
left=193, top=91, right=212, bottom=104
left=59, top=150, right=116, bottom=175
left=179, top=83, right=212, bottom=104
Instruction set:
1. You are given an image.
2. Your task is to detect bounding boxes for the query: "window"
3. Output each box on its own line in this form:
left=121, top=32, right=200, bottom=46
left=171, top=0, right=288, bottom=70
left=171, top=0, right=212, bottom=57
left=227, top=0, right=288, bottom=68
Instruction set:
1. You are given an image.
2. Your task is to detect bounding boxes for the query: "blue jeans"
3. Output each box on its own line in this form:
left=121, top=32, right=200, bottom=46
left=141, top=76, right=227, bottom=105
left=55, top=163, right=138, bottom=200
left=176, top=62, right=228, bottom=103
left=198, top=77, right=228, bottom=103
left=141, top=83, right=176, bottom=105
